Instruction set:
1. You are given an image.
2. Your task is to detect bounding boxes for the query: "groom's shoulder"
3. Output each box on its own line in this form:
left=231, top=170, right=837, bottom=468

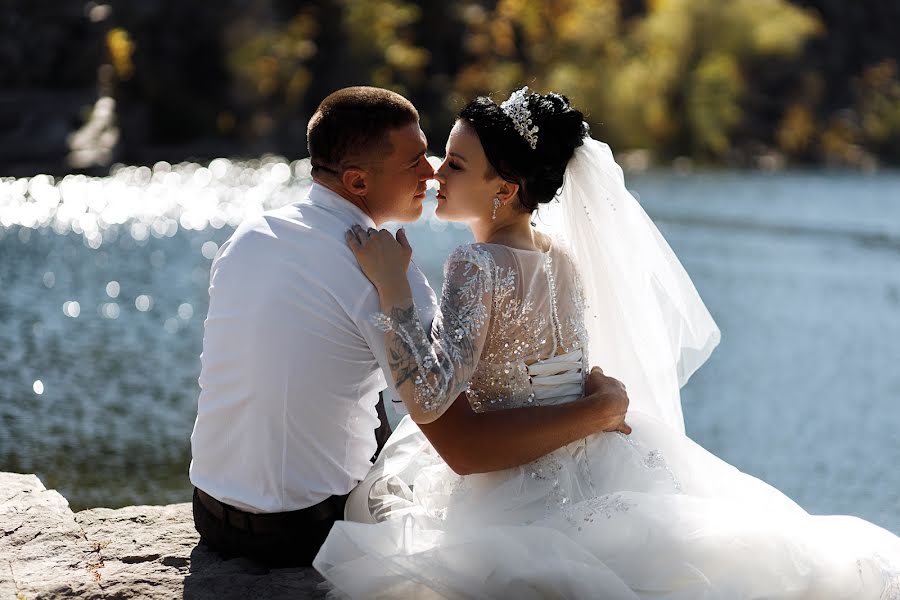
left=227, top=203, right=354, bottom=252
left=216, top=205, right=368, bottom=292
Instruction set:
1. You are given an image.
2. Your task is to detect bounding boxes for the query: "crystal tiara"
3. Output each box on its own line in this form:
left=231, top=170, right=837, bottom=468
left=500, top=86, right=539, bottom=150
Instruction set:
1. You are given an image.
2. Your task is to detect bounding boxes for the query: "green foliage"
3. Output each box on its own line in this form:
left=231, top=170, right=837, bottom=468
left=605, top=0, right=822, bottom=158
left=440, top=0, right=826, bottom=161
left=856, top=60, right=900, bottom=159
left=342, top=0, right=430, bottom=93
left=228, top=13, right=318, bottom=104
left=450, top=1, right=622, bottom=140
left=686, top=53, right=744, bottom=156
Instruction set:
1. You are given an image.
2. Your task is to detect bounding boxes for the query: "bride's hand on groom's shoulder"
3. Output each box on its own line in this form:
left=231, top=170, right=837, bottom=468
left=346, top=224, right=413, bottom=291
left=584, top=366, right=632, bottom=435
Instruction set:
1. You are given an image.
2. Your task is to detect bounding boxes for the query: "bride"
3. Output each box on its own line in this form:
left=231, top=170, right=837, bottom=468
left=314, top=88, right=900, bottom=599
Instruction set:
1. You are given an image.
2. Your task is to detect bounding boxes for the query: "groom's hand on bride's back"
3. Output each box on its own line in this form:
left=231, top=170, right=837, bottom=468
left=584, top=366, right=632, bottom=435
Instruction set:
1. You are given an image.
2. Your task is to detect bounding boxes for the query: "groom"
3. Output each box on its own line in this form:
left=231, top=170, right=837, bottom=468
left=189, top=86, right=631, bottom=567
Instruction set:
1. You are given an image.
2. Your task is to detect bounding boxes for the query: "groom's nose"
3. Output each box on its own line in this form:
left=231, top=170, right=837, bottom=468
left=414, top=155, right=427, bottom=176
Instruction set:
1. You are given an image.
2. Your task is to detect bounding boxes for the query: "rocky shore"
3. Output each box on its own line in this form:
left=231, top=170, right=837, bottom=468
left=0, top=472, right=325, bottom=599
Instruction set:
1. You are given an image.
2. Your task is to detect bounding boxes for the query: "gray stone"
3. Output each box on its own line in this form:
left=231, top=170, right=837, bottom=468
left=0, top=473, right=327, bottom=599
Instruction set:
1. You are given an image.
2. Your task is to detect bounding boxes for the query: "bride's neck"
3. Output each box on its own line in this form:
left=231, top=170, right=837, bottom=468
left=471, top=214, right=539, bottom=250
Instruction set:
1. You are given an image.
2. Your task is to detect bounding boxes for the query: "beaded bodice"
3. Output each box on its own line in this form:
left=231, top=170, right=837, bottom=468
left=375, top=239, right=589, bottom=421
left=461, top=242, right=589, bottom=412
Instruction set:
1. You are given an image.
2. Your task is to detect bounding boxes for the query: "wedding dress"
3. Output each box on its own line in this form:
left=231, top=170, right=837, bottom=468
left=313, top=140, right=900, bottom=599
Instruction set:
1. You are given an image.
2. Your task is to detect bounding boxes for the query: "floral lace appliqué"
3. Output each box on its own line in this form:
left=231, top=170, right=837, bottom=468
left=858, top=553, right=900, bottom=600
left=563, top=493, right=636, bottom=532
left=374, top=244, right=494, bottom=416
left=622, top=435, right=683, bottom=493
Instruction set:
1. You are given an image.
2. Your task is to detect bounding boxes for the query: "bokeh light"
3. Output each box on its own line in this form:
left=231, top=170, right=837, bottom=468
left=164, top=318, right=180, bottom=334
left=177, top=303, right=193, bottom=320
left=135, top=294, right=153, bottom=312
left=0, top=157, right=314, bottom=250
left=62, top=301, right=81, bottom=318
left=201, top=241, right=219, bottom=259
left=99, top=302, right=120, bottom=319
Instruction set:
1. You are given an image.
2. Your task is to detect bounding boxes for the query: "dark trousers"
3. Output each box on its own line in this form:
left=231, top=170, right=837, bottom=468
left=192, top=392, right=394, bottom=567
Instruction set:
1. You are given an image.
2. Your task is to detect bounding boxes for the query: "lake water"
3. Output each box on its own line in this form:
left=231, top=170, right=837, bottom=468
left=1, top=159, right=898, bottom=535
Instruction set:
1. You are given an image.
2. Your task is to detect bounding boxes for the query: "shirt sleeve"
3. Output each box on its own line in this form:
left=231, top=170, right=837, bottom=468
left=373, top=244, right=495, bottom=424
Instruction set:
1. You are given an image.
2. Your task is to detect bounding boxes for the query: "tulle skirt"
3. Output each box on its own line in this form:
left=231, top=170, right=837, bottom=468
left=314, top=412, right=900, bottom=599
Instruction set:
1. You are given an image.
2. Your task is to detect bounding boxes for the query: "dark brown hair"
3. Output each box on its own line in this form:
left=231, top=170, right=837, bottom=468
left=459, top=90, right=588, bottom=212
left=307, top=86, right=419, bottom=176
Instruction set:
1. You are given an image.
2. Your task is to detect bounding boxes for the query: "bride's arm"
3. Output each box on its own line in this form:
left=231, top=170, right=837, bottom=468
left=372, top=246, right=494, bottom=424
left=419, top=379, right=629, bottom=475
left=349, top=226, right=493, bottom=423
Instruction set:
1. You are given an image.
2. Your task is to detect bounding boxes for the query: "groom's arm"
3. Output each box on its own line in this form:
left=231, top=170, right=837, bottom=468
left=417, top=370, right=630, bottom=475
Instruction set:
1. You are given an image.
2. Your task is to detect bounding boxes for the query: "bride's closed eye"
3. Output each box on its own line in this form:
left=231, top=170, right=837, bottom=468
left=448, top=161, right=463, bottom=171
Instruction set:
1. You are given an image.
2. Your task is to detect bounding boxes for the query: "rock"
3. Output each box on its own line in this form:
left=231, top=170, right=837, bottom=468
left=0, top=472, right=326, bottom=599
left=0, top=473, right=104, bottom=598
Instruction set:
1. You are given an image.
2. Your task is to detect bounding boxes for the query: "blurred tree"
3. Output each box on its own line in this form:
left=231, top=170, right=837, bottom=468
left=341, top=0, right=429, bottom=93
left=225, top=1, right=320, bottom=150
left=109, top=1, right=233, bottom=157
left=785, top=0, right=900, bottom=165
left=406, top=2, right=468, bottom=138
left=223, top=0, right=434, bottom=152
left=856, top=60, right=900, bottom=161
left=819, top=60, right=900, bottom=167
left=339, top=0, right=450, bottom=138
left=0, top=1, right=106, bottom=175
left=4, top=0, right=900, bottom=172
left=452, top=0, right=623, bottom=145
left=608, top=0, right=822, bottom=160
left=446, top=0, right=821, bottom=163
left=788, top=0, right=900, bottom=111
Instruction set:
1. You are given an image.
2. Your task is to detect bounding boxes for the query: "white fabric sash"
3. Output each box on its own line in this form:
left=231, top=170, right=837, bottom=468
left=526, top=348, right=584, bottom=404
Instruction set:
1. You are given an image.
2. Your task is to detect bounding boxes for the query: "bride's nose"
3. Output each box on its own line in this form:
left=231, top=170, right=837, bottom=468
left=431, top=158, right=447, bottom=184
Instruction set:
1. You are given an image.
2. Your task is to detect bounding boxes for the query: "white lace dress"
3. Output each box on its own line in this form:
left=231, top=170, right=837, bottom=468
left=314, top=241, right=900, bottom=599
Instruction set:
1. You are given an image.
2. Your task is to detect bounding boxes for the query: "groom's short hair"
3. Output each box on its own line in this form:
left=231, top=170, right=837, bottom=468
left=307, top=86, right=419, bottom=176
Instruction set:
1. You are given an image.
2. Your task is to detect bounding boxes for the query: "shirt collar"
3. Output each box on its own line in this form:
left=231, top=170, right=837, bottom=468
left=303, top=182, right=376, bottom=229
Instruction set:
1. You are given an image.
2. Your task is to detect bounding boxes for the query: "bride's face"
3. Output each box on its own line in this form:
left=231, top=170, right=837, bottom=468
left=434, top=120, right=503, bottom=223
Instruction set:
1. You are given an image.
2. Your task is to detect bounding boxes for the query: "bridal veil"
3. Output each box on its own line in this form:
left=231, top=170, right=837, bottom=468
left=535, top=136, right=721, bottom=434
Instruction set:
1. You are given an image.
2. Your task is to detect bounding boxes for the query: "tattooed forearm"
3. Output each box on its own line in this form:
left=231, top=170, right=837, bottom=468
left=378, top=302, right=454, bottom=413
left=373, top=248, right=494, bottom=418
left=384, top=304, right=425, bottom=389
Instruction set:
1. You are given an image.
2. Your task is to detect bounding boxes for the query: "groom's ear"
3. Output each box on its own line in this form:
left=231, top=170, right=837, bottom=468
left=496, top=180, right=520, bottom=206
left=342, top=167, right=369, bottom=197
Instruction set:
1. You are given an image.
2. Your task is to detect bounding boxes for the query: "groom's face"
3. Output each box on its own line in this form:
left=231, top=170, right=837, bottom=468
left=365, top=122, right=432, bottom=224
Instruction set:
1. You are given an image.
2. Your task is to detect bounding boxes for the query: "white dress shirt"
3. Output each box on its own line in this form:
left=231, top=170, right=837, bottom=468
left=190, top=183, right=438, bottom=513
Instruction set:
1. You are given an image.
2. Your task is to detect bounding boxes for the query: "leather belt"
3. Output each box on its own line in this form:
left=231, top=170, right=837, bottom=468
left=195, top=488, right=346, bottom=534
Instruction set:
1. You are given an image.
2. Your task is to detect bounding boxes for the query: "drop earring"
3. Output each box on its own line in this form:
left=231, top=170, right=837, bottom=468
left=492, top=197, right=501, bottom=220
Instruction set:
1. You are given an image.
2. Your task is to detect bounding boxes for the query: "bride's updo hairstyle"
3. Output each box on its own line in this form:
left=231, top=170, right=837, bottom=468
left=459, top=89, right=589, bottom=212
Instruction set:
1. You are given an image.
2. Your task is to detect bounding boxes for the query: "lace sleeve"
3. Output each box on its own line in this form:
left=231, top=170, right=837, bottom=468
left=374, top=245, right=495, bottom=424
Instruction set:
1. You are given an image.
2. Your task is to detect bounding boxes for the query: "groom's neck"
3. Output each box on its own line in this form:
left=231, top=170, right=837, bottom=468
left=313, top=177, right=382, bottom=227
